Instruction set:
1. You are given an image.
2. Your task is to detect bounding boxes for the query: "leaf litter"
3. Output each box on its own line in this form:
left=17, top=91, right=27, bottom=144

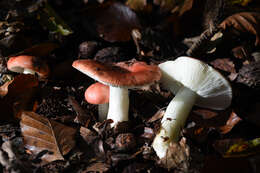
left=0, top=0, right=260, bottom=172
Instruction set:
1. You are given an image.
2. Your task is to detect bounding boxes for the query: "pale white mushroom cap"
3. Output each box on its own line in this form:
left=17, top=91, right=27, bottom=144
left=159, top=56, right=232, bottom=110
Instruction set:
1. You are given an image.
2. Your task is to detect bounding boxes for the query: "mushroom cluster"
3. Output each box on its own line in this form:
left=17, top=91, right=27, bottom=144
left=72, top=56, right=232, bottom=159
left=72, top=59, right=161, bottom=127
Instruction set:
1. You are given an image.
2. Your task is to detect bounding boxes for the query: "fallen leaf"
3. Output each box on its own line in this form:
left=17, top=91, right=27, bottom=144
left=6, top=74, right=38, bottom=96
left=192, top=108, right=218, bottom=119
left=228, top=0, right=253, bottom=6
left=219, top=12, right=260, bottom=46
left=213, top=137, right=260, bottom=158
left=147, top=109, right=164, bottom=123
left=153, top=0, right=175, bottom=13
left=80, top=126, right=98, bottom=145
left=126, top=0, right=152, bottom=12
left=37, top=2, right=73, bottom=36
left=90, top=1, right=141, bottom=42
left=174, top=0, right=194, bottom=17
left=158, top=137, right=190, bottom=171
left=0, top=79, right=14, bottom=97
left=68, top=96, right=92, bottom=126
left=237, top=61, right=260, bottom=89
left=0, top=74, right=38, bottom=122
left=210, top=58, right=236, bottom=74
left=83, top=162, right=110, bottom=173
left=218, top=111, right=242, bottom=134
left=20, top=111, right=76, bottom=162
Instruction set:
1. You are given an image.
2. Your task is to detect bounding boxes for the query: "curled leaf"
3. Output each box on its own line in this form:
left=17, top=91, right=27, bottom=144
left=219, top=12, right=260, bottom=46
left=20, top=111, right=76, bottom=162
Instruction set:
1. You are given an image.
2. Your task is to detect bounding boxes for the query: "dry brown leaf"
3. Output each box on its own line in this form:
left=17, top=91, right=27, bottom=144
left=7, top=74, right=38, bottom=96
left=126, top=0, right=152, bottom=12
left=158, top=137, right=190, bottom=171
left=192, top=108, right=218, bottom=120
left=219, top=12, right=260, bottom=46
left=174, top=0, right=194, bottom=17
left=20, top=111, right=76, bottom=162
left=83, top=162, right=110, bottom=173
left=147, top=109, right=165, bottom=123
left=0, top=79, right=14, bottom=97
left=210, top=58, right=236, bottom=74
left=80, top=126, right=98, bottom=145
left=0, top=74, right=38, bottom=122
left=218, top=111, right=242, bottom=134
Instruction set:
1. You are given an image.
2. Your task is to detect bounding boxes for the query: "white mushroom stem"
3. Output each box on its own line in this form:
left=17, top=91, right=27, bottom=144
left=152, top=86, right=197, bottom=158
left=98, top=103, right=109, bottom=122
left=23, top=68, right=36, bottom=75
left=107, top=86, right=129, bottom=127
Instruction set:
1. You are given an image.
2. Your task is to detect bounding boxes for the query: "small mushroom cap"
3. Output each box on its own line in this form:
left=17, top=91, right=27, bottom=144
left=85, top=82, right=109, bottom=104
left=159, top=56, right=232, bottom=110
left=7, top=55, right=50, bottom=78
left=72, top=59, right=161, bottom=88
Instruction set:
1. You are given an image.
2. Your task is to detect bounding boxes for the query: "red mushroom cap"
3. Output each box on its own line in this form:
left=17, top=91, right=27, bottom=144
left=7, top=55, right=50, bottom=78
left=85, top=82, right=109, bottom=104
left=72, top=59, right=161, bottom=88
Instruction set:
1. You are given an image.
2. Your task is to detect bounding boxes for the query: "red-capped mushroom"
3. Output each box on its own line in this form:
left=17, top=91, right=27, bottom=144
left=85, top=82, right=109, bottom=121
left=72, top=59, right=161, bottom=126
left=7, top=55, right=49, bottom=79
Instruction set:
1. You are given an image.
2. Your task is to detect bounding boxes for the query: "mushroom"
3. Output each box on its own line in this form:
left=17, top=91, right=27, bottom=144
left=152, top=56, right=232, bottom=158
left=85, top=82, right=109, bottom=121
left=7, top=55, right=50, bottom=79
left=72, top=59, right=161, bottom=126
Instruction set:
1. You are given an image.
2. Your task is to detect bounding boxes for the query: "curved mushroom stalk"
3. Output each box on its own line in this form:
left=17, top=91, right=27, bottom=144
left=107, top=86, right=129, bottom=127
left=152, top=56, right=232, bottom=159
left=98, top=103, right=109, bottom=122
left=152, top=86, right=197, bottom=158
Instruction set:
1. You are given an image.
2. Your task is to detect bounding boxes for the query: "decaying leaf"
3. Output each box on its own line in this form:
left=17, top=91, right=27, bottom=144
left=3, top=74, right=38, bottom=97
left=0, top=78, right=14, bottom=97
left=147, top=109, right=165, bottom=123
left=20, top=111, right=76, bottom=162
left=0, top=74, right=38, bottom=122
left=37, top=2, right=73, bottom=36
left=214, top=137, right=260, bottom=158
left=192, top=108, right=218, bottom=120
left=219, top=12, right=260, bottom=46
left=126, top=0, right=152, bottom=12
left=158, top=137, right=190, bottom=171
left=228, top=0, right=253, bottom=6
left=210, top=58, right=236, bottom=74
left=80, top=126, right=98, bottom=145
left=83, top=162, right=110, bottom=173
left=68, top=96, right=91, bottom=126
left=237, top=61, right=260, bottom=88
left=171, top=0, right=194, bottom=17
left=218, top=111, right=242, bottom=134
left=91, top=1, right=141, bottom=42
